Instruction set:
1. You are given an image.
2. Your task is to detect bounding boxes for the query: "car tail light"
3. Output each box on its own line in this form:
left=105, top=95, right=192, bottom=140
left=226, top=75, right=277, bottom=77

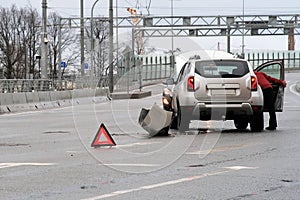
left=251, top=76, right=257, bottom=91
left=187, top=76, right=194, bottom=91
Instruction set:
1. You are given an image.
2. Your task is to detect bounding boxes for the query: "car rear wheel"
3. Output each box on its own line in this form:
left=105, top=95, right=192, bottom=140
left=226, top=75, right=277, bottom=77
left=250, top=112, right=264, bottom=132
left=234, top=119, right=248, bottom=130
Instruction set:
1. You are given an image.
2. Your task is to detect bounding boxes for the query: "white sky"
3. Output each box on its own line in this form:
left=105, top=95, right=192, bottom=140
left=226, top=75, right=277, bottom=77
left=1, top=0, right=300, bottom=51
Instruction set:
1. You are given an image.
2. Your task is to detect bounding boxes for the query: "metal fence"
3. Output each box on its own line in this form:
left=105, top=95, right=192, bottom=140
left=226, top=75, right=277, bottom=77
left=118, top=54, right=174, bottom=80
left=244, top=50, right=300, bottom=70
left=0, top=79, right=53, bottom=93
left=0, top=78, right=110, bottom=93
left=115, top=54, right=175, bottom=91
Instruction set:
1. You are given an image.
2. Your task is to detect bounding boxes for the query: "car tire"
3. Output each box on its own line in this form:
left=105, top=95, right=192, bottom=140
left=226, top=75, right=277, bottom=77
left=250, top=112, right=264, bottom=132
left=170, top=114, right=178, bottom=129
left=234, top=118, right=248, bottom=130
left=177, top=103, right=190, bottom=133
left=155, top=126, right=170, bottom=136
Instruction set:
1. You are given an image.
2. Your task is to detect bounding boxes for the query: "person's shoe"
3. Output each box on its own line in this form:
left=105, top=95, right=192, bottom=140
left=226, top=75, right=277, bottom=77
left=266, top=126, right=276, bottom=131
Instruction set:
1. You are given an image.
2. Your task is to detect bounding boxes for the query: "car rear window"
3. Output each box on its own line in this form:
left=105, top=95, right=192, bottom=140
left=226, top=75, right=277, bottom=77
left=195, top=60, right=249, bottom=78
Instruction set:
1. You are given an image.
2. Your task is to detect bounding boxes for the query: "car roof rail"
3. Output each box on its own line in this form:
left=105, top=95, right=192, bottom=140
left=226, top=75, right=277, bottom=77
left=189, top=55, right=201, bottom=60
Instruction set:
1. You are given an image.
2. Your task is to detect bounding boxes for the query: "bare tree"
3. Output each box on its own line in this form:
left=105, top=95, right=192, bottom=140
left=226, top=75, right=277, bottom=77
left=47, top=12, right=80, bottom=79
left=0, top=5, right=40, bottom=79
left=0, top=5, right=22, bottom=79
left=0, top=6, right=80, bottom=80
left=86, top=17, right=110, bottom=78
left=19, top=7, right=41, bottom=79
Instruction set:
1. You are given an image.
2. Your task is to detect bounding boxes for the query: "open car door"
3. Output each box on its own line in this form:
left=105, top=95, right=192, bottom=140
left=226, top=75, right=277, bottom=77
left=254, top=60, right=285, bottom=112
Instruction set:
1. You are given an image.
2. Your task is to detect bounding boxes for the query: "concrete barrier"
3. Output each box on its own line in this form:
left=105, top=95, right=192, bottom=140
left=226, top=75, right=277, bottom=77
left=49, top=91, right=63, bottom=107
left=0, top=88, right=111, bottom=114
left=59, top=91, right=72, bottom=107
left=0, top=93, right=14, bottom=113
left=38, top=91, right=53, bottom=109
left=0, top=93, right=14, bottom=105
left=61, top=90, right=72, bottom=100
left=71, top=89, right=95, bottom=105
left=25, top=92, right=40, bottom=110
left=95, top=88, right=108, bottom=96
left=38, top=91, right=51, bottom=102
left=26, top=92, right=39, bottom=103
left=72, top=89, right=94, bottom=98
left=12, top=93, right=29, bottom=112
left=12, top=93, right=27, bottom=104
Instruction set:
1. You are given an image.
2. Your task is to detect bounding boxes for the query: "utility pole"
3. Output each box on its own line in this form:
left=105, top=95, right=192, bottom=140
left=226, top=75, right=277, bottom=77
left=241, top=0, right=245, bottom=58
left=41, top=0, right=48, bottom=79
left=80, top=0, right=85, bottom=77
left=288, top=28, right=295, bottom=50
left=58, top=18, right=62, bottom=89
left=109, top=0, right=114, bottom=93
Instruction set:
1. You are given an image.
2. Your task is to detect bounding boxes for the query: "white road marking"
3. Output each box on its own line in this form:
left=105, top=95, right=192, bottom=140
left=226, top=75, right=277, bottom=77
left=289, top=84, right=300, bottom=96
left=65, top=150, right=87, bottom=154
left=224, top=166, right=258, bottom=170
left=81, top=166, right=257, bottom=200
left=186, top=144, right=251, bottom=155
left=66, top=151, right=80, bottom=153
left=98, top=163, right=160, bottom=167
left=0, top=163, right=56, bottom=169
left=284, top=106, right=300, bottom=108
left=117, top=141, right=161, bottom=148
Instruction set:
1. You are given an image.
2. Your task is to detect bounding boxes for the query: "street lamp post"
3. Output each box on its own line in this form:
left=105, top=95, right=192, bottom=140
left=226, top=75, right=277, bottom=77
left=108, top=0, right=114, bottom=93
left=90, top=0, right=101, bottom=78
left=171, top=0, right=174, bottom=54
left=241, top=0, right=245, bottom=58
left=41, top=0, right=48, bottom=79
left=80, top=0, right=85, bottom=77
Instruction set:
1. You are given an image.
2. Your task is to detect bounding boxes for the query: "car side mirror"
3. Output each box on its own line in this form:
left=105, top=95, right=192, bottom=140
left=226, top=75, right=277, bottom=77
left=163, top=78, right=175, bottom=85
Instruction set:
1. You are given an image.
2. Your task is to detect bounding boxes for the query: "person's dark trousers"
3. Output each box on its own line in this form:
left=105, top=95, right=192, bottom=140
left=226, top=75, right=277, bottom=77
left=263, top=87, right=277, bottom=128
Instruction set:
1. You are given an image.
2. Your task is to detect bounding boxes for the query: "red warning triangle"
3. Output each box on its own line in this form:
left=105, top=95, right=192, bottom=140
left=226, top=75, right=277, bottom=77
left=91, top=123, right=116, bottom=147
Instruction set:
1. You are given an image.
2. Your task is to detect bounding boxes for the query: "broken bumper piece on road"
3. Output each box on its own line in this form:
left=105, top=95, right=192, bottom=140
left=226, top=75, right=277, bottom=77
left=138, top=103, right=173, bottom=137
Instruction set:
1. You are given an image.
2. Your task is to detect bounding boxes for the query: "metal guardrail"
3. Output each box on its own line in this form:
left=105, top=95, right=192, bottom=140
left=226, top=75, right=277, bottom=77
left=0, top=78, right=110, bottom=93
left=243, top=51, right=300, bottom=69
left=0, top=79, right=53, bottom=93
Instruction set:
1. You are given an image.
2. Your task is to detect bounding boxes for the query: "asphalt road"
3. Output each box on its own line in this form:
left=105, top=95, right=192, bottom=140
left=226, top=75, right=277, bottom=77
left=1, top=72, right=300, bottom=200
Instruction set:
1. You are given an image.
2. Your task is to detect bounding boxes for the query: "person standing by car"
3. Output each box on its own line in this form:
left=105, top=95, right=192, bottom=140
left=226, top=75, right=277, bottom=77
left=254, top=71, right=287, bottom=130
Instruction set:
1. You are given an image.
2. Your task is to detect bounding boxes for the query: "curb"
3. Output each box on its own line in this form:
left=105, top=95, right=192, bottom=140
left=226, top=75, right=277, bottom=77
left=111, top=91, right=152, bottom=100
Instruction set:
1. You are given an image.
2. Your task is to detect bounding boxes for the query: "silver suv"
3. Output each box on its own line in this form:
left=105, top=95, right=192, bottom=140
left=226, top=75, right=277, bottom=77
left=162, top=50, right=285, bottom=132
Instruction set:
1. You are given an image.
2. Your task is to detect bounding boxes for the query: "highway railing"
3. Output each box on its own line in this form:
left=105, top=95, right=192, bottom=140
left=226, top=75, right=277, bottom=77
left=243, top=50, right=300, bottom=70
left=0, top=79, right=53, bottom=93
